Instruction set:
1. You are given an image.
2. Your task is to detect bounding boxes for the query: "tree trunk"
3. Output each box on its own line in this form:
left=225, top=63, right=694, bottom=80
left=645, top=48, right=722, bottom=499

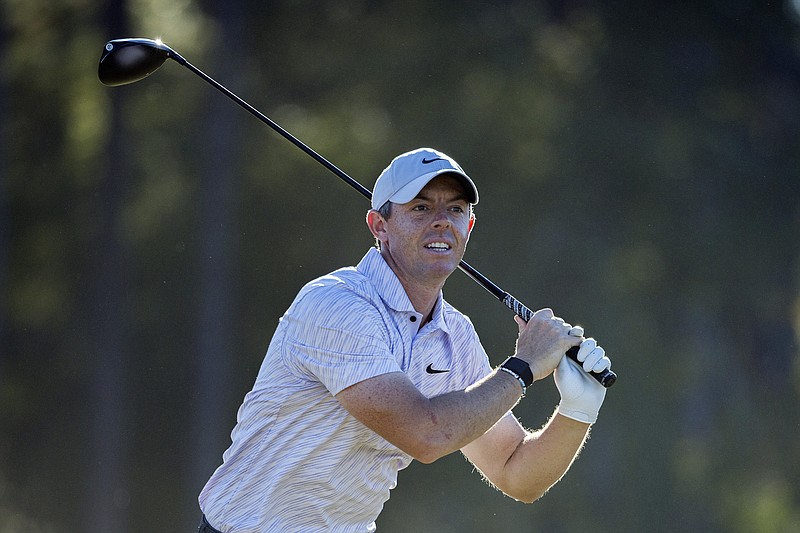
left=86, top=2, right=132, bottom=531
left=187, top=1, right=245, bottom=523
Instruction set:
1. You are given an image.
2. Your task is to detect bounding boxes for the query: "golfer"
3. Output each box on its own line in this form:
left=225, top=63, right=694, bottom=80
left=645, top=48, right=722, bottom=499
left=198, top=148, right=612, bottom=532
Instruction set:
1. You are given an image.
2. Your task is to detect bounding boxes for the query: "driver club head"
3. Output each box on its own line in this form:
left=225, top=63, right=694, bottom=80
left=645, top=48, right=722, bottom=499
left=98, top=38, right=173, bottom=86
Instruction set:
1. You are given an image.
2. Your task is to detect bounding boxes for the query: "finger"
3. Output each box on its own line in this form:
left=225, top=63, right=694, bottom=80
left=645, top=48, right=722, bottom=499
left=576, top=338, right=597, bottom=363
left=568, top=325, right=585, bottom=337
left=534, top=308, right=554, bottom=319
left=560, top=321, right=581, bottom=340
left=582, top=345, right=606, bottom=373
left=514, top=315, right=526, bottom=331
left=592, top=355, right=611, bottom=373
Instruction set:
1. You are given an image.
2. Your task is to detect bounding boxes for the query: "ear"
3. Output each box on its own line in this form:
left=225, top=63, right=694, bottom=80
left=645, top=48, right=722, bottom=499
left=468, top=213, right=476, bottom=234
left=366, top=210, right=389, bottom=245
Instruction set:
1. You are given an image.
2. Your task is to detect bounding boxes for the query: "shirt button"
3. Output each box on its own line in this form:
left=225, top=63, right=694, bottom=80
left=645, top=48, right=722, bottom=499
left=410, top=316, right=417, bottom=322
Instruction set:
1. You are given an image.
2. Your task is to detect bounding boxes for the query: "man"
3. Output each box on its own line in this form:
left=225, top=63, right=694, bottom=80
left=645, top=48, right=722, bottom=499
left=198, top=147, right=611, bottom=532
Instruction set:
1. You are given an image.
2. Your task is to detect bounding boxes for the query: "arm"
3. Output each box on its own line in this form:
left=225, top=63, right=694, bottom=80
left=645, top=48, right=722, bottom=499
left=335, top=367, right=524, bottom=464
left=335, top=308, right=581, bottom=463
left=461, top=410, right=590, bottom=503
left=462, top=340, right=612, bottom=502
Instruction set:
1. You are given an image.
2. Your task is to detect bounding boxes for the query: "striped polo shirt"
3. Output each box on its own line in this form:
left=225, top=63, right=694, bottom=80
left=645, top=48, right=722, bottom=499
left=199, top=248, right=492, bottom=532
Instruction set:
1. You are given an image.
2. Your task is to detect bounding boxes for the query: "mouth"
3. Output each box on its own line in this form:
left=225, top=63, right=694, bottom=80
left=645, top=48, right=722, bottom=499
left=424, top=242, right=452, bottom=252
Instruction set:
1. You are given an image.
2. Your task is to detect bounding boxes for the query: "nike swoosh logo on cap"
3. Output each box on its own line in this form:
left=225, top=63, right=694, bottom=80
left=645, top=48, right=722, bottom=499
left=426, top=364, right=450, bottom=374
left=422, top=157, right=445, bottom=164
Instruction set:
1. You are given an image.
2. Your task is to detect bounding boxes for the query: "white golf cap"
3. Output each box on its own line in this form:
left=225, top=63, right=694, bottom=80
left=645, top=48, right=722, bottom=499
left=371, top=147, right=479, bottom=210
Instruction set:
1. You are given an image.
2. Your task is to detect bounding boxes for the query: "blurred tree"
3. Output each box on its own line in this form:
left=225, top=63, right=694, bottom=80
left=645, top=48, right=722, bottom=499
left=186, top=0, right=246, bottom=523
left=0, top=0, right=8, bottom=378
left=84, top=1, right=134, bottom=531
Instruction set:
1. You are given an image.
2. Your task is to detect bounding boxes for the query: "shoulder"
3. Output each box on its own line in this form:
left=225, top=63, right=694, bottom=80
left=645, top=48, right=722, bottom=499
left=286, top=267, right=389, bottom=332
left=295, top=267, right=375, bottom=309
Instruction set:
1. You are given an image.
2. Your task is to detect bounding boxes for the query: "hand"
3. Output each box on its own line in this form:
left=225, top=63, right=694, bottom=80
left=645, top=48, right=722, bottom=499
left=513, top=308, right=582, bottom=381
left=554, top=338, right=611, bottom=424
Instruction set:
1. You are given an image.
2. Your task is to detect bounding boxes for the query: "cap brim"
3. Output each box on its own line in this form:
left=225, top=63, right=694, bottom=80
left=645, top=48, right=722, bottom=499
left=389, top=170, right=479, bottom=205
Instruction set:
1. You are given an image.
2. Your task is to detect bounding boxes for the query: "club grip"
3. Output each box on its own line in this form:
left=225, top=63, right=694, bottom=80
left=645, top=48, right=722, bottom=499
left=503, top=295, right=617, bottom=388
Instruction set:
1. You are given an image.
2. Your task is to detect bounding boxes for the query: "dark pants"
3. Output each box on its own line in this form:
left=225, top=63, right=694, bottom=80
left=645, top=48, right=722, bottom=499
left=198, top=515, right=223, bottom=533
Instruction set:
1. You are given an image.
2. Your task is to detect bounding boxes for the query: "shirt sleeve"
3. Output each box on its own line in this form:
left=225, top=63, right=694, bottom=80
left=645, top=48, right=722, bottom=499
left=280, top=282, right=402, bottom=396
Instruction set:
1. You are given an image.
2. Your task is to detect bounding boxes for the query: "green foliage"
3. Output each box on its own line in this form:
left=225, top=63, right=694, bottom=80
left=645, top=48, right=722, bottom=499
left=2, top=0, right=800, bottom=531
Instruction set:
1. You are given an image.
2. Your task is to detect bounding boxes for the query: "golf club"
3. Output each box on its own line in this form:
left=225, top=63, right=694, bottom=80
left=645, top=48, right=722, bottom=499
left=98, top=38, right=616, bottom=388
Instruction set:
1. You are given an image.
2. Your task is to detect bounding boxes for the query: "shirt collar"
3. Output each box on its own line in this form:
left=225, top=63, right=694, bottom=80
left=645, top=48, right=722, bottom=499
left=357, top=248, right=450, bottom=334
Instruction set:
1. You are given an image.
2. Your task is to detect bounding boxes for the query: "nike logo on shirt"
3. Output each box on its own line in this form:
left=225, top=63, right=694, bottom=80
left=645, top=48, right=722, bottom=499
left=426, top=364, right=450, bottom=374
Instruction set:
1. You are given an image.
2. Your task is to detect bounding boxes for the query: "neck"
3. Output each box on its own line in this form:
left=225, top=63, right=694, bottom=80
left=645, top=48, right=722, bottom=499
left=379, top=249, right=444, bottom=324
left=403, top=283, right=441, bottom=325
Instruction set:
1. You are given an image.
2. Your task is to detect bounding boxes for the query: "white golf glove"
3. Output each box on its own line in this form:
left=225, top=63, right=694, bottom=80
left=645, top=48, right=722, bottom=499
left=555, top=338, right=611, bottom=424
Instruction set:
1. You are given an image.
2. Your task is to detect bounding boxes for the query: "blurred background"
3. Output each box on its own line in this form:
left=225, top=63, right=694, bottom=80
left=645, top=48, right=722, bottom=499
left=3, top=0, right=800, bottom=531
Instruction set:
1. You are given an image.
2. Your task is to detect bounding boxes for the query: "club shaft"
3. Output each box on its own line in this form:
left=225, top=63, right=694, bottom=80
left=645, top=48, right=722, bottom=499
left=167, top=49, right=616, bottom=388
left=170, top=51, right=372, bottom=201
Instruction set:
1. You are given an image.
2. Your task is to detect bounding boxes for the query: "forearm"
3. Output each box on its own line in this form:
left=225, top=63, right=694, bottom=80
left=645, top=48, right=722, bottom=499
left=415, top=369, right=524, bottom=462
left=500, top=410, right=590, bottom=503
left=337, top=366, right=527, bottom=464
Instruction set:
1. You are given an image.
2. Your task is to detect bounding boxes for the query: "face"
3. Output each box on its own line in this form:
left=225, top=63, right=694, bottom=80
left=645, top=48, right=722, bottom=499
left=368, top=174, right=475, bottom=290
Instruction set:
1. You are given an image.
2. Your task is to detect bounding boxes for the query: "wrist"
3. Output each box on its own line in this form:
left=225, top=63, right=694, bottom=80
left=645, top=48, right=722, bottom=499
left=556, top=402, right=598, bottom=424
left=499, top=357, right=533, bottom=397
left=499, top=367, right=527, bottom=397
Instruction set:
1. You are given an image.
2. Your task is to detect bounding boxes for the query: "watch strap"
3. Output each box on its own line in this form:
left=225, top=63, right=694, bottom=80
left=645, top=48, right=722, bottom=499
left=501, top=356, right=534, bottom=387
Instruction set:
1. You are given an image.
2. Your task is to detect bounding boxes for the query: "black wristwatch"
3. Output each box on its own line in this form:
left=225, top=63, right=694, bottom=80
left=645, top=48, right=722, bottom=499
left=499, top=356, right=534, bottom=396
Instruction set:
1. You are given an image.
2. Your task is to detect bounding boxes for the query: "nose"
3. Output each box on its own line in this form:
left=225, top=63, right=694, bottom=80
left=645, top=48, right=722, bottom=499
left=431, top=207, right=451, bottom=229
